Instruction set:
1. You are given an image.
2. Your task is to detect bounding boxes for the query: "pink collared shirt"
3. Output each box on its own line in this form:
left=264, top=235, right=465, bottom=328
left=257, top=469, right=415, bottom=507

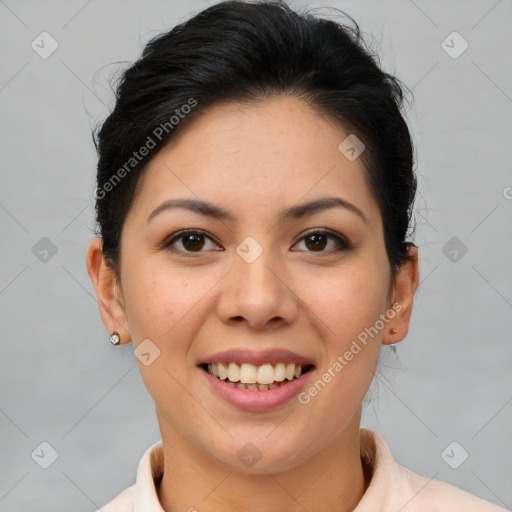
left=97, top=428, right=507, bottom=511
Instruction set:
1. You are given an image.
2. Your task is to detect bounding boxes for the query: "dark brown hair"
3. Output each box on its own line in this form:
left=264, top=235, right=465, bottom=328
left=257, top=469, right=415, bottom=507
left=93, top=0, right=417, bottom=280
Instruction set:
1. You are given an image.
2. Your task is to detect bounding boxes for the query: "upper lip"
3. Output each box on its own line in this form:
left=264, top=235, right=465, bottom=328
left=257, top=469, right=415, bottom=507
left=198, top=348, right=315, bottom=367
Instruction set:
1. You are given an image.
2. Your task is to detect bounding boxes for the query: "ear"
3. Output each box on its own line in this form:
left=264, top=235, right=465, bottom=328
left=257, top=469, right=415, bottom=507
left=382, top=244, right=419, bottom=345
left=86, top=237, right=131, bottom=344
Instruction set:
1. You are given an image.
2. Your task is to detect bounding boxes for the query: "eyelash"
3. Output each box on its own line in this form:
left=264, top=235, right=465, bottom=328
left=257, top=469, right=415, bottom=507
left=162, top=228, right=351, bottom=256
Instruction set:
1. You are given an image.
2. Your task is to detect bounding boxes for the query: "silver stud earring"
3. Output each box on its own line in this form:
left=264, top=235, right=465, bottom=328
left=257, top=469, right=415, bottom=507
left=109, top=331, right=121, bottom=346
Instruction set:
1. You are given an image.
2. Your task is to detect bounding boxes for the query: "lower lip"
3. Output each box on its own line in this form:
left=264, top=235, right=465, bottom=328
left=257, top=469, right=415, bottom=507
left=201, top=368, right=314, bottom=412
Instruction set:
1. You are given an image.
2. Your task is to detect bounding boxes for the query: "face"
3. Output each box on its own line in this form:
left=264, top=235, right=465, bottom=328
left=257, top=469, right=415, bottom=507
left=92, top=96, right=412, bottom=473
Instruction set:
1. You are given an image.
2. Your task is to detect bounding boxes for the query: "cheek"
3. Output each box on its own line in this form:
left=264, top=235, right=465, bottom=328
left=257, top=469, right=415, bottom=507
left=299, top=262, right=389, bottom=345
left=295, top=259, right=388, bottom=404
left=122, top=261, right=224, bottom=383
left=122, top=266, right=211, bottom=410
left=123, top=261, right=202, bottom=340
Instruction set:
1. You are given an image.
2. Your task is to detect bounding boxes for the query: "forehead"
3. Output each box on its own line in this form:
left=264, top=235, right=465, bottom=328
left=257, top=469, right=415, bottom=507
left=127, top=96, right=381, bottom=229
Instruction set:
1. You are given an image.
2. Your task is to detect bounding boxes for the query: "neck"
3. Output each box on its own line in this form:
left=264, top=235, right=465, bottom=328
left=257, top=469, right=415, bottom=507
left=156, top=418, right=369, bottom=512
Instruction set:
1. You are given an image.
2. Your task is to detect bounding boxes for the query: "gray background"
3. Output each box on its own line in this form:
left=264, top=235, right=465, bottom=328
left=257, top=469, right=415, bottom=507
left=0, top=0, right=511, bottom=510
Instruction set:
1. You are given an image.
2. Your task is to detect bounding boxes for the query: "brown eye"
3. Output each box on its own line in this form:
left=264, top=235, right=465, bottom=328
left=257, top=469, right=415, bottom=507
left=292, top=230, right=350, bottom=253
left=304, top=233, right=328, bottom=251
left=164, top=230, right=222, bottom=255
left=181, top=233, right=205, bottom=251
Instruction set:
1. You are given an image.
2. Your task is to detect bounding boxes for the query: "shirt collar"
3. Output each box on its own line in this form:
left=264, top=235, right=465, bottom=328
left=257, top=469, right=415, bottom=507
left=133, top=439, right=165, bottom=512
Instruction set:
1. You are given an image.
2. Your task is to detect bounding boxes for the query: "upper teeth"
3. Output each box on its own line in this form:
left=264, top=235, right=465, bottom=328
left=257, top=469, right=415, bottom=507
left=208, top=362, right=304, bottom=384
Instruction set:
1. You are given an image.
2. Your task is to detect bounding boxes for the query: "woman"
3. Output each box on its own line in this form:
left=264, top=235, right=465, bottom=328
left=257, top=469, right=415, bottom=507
left=86, top=1, right=506, bottom=510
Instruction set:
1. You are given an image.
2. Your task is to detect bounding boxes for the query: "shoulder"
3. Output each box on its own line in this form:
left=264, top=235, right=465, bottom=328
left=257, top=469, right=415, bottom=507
left=93, top=484, right=135, bottom=512
left=395, top=462, right=507, bottom=511
left=358, top=429, right=507, bottom=512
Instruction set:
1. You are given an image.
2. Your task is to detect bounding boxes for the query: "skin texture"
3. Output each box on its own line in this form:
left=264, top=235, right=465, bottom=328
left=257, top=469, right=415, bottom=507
left=87, top=96, right=419, bottom=511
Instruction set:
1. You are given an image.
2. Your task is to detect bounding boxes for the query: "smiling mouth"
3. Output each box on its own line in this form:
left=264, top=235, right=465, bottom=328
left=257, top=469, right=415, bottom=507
left=200, top=362, right=315, bottom=391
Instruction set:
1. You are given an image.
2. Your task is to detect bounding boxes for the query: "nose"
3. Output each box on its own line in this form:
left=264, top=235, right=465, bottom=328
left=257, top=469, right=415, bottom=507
left=216, top=244, right=300, bottom=331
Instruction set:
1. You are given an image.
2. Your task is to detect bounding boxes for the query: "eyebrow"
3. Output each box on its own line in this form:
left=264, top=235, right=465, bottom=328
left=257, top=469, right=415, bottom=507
left=146, top=196, right=367, bottom=225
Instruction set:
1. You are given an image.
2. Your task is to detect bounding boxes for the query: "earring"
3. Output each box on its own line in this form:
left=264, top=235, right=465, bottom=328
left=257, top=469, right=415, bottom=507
left=109, top=331, right=121, bottom=346
left=389, top=327, right=398, bottom=335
